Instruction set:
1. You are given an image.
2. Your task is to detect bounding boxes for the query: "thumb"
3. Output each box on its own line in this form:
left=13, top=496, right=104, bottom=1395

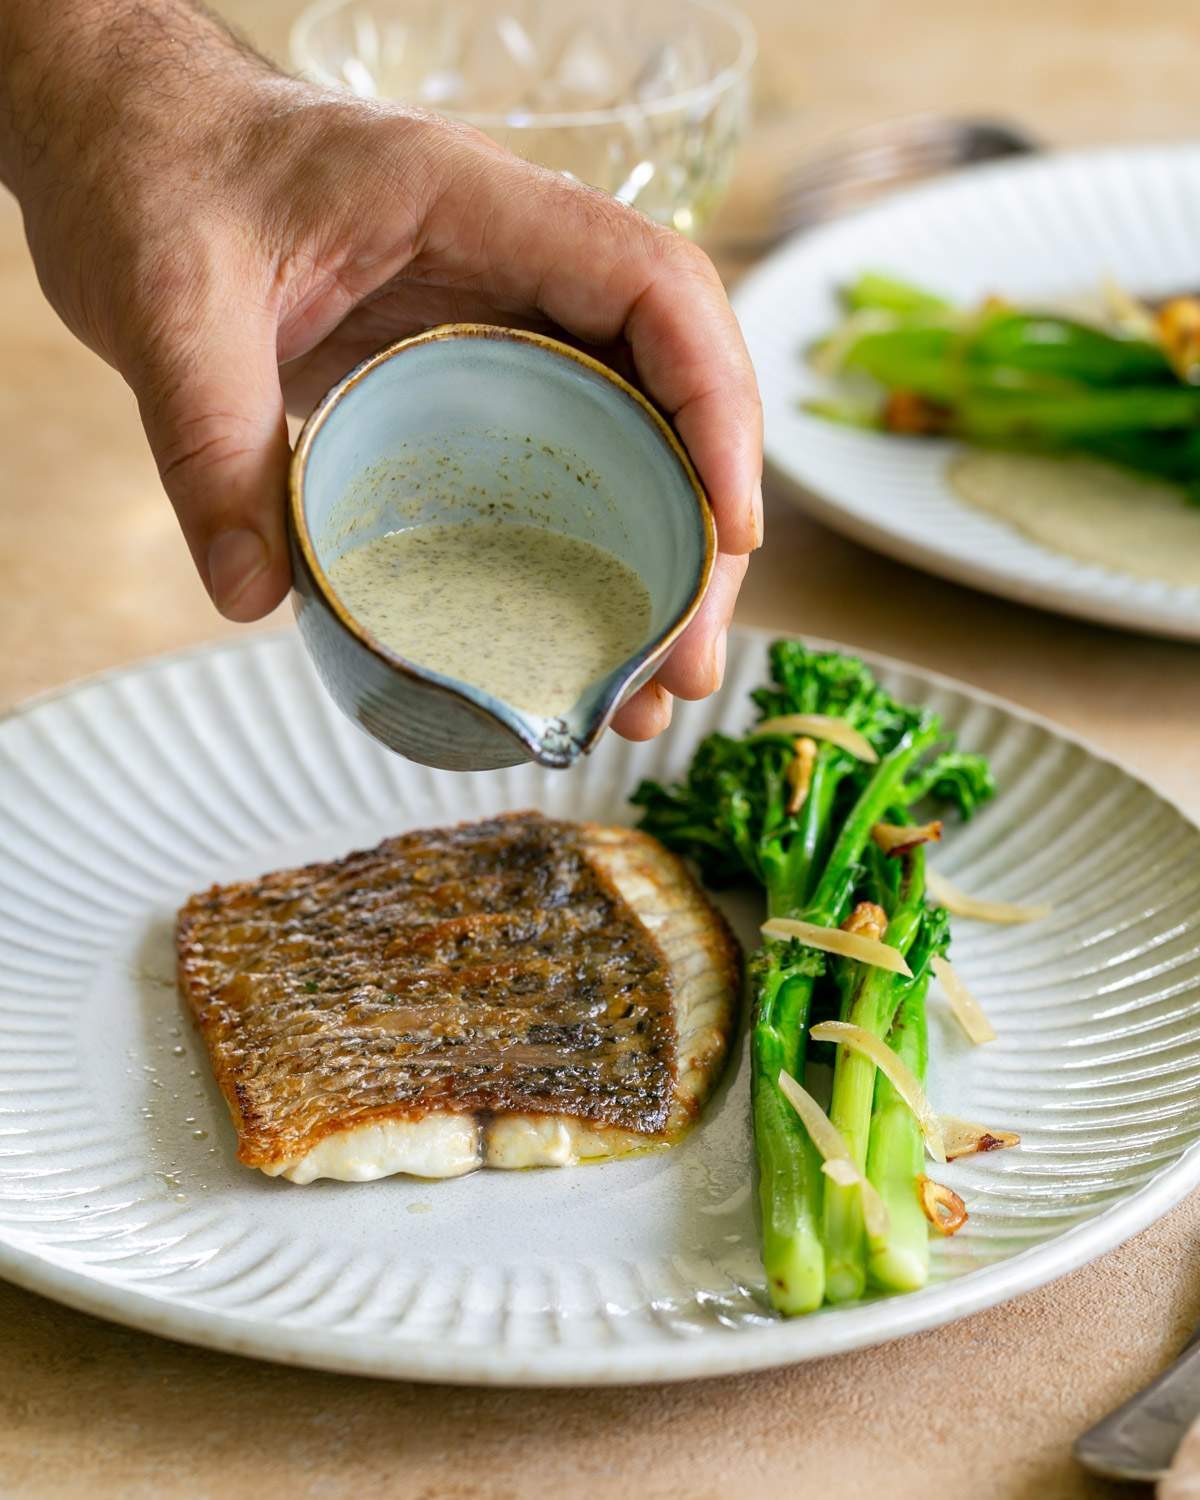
left=131, top=300, right=291, bottom=622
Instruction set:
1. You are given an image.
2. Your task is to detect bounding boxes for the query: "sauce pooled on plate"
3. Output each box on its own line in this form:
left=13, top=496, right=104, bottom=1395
left=328, top=520, right=653, bottom=716
left=948, top=450, right=1200, bottom=588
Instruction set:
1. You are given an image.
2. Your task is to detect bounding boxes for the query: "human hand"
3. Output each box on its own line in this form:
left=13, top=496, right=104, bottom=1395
left=1, top=0, right=762, bottom=739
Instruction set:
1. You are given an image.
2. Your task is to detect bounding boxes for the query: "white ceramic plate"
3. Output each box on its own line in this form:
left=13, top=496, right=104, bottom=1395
left=733, top=144, right=1200, bottom=639
left=3, top=626, right=1200, bottom=1386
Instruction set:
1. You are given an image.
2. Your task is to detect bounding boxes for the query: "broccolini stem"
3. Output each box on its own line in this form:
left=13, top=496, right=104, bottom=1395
left=802, top=721, right=939, bottom=924
left=866, top=973, right=932, bottom=1292
left=822, top=849, right=928, bottom=1302
left=752, top=968, right=824, bottom=1314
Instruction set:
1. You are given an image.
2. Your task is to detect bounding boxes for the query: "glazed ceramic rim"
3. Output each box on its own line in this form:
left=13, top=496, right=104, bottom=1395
left=3, top=626, right=1200, bottom=1385
left=288, top=323, right=717, bottom=760
left=289, top=0, right=757, bottom=131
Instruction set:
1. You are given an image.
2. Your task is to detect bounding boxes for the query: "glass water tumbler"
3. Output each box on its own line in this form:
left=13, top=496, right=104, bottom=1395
left=290, top=0, right=755, bottom=235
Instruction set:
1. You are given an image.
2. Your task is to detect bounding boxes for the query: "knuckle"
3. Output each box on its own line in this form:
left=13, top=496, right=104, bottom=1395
left=535, top=169, right=633, bottom=239
left=737, top=381, right=765, bottom=431
left=153, top=409, right=258, bottom=491
left=676, top=236, right=719, bottom=279
left=649, top=227, right=717, bottom=282
left=416, top=110, right=502, bottom=160
left=132, top=339, right=266, bottom=506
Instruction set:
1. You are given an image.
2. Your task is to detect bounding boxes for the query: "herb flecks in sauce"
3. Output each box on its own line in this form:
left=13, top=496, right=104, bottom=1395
left=328, top=521, right=652, bottom=716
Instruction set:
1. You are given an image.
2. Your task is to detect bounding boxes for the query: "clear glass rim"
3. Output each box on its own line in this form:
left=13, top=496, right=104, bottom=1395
left=288, top=0, right=757, bottom=130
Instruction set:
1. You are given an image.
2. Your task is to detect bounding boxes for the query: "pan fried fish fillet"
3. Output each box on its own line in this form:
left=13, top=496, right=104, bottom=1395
left=177, top=812, right=740, bottom=1182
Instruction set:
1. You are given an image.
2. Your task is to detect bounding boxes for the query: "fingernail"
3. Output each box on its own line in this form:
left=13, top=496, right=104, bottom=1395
left=207, top=529, right=268, bottom=615
left=712, top=628, right=728, bottom=693
left=750, top=479, right=764, bottom=549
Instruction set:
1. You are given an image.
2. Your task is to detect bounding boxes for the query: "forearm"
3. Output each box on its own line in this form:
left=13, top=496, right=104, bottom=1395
left=0, top=0, right=271, bottom=202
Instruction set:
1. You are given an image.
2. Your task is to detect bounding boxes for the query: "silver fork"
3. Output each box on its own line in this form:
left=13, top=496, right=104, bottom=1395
left=731, top=112, right=1039, bottom=252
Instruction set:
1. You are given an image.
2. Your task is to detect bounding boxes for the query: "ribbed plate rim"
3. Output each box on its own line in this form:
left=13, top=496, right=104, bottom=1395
left=0, top=626, right=1198, bottom=1386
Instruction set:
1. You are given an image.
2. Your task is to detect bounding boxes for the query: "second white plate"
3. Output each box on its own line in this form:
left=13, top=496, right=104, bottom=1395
left=733, top=144, right=1200, bottom=639
left=2, top=626, right=1200, bottom=1383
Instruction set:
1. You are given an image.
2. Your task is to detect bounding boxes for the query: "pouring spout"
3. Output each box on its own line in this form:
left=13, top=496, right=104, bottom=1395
left=524, top=659, right=654, bottom=769
left=529, top=719, right=587, bottom=769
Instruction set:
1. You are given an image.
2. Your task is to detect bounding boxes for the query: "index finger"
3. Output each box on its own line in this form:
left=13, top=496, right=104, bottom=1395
left=621, top=244, right=764, bottom=555
left=418, top=151, right=764, bottom=554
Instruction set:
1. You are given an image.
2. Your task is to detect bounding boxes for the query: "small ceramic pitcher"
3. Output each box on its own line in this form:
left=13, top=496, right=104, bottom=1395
left=288, top=325, right=715, bottom=771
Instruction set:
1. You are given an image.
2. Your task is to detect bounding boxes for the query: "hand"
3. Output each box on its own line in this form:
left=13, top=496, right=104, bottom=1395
left=1, top=0, right=762, bottom=740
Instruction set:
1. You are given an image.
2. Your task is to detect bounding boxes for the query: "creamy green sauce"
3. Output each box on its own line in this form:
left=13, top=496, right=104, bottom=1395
left=948, top=450, right=1200, bottom=587
left=328, top=521, right=652, bottom=716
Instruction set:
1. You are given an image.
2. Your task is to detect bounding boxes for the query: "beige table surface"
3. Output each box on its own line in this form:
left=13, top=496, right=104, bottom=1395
left=3, top=2, right=1200, bottom=1496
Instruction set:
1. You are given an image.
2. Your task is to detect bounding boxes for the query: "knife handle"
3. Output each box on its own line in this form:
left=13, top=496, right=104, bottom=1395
left=1075, top=1326, right=1200, bottom=1482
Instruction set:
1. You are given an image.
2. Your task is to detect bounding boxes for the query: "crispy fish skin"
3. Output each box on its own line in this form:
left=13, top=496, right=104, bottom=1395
left=177, top=813, right=740, bottom=1181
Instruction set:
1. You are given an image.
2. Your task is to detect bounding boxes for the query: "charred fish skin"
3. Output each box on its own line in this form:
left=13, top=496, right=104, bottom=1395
left=177, top=813, right=740, bottom=1182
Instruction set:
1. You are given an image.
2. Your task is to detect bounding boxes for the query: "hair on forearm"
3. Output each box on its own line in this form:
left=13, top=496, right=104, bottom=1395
left=0, top=0, right=278, bottom=198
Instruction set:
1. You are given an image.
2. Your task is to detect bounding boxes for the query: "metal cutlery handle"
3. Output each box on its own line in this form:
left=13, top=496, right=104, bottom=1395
left=723, top=112, right=1038, bottom=255
left=1076, top=1324, right=1200, bottom=1482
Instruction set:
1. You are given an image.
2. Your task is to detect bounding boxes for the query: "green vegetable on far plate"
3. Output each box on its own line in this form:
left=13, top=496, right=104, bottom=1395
left=806, top=272, right=1200, bottom=501
left=632, top=641, right=1002, bottom=1315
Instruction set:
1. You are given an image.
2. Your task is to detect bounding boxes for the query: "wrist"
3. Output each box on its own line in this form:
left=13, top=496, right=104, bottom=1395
left=0, top=0, right=275, bottom=204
